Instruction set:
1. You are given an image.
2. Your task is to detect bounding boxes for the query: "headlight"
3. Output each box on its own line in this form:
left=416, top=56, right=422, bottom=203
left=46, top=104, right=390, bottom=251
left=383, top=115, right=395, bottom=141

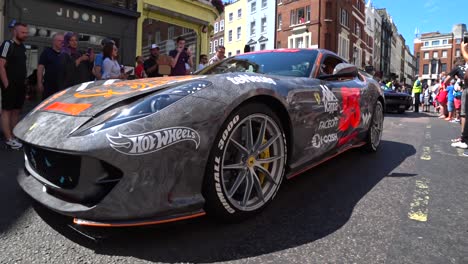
left=72, top=80, right=212, bottom=136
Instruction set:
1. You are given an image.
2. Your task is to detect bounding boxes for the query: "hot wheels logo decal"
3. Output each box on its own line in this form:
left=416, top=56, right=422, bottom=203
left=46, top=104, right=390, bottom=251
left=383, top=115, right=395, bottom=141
left=106, top=127, right=200, bottom=155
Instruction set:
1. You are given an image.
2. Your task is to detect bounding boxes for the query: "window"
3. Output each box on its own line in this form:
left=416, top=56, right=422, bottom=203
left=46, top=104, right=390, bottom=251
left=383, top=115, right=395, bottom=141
left=423, top=64, right=429, bottom=74
left=168, top=26, right=174, bottom=39
left=306, top=5, right=310, bottom=21
left=433, top=51, right=438, bottom=58
left=147, top=34, right=152, bottom=46
left=260, top=43, right=266, bottom=50
left=220, top=20, right=225, bottom=31
left=237, top=26, right=241, bottom=40
left=219, top=37, right=224, bottom=46
left=277, top=0, right=282, bottom=4
left=456, top=39, right=461, bottom=44
left=250, top=21, right=256, bottom=36
left=228, top=30, right=233, bottom=42
left=277, top=41, right=281, bottom=48
left=355, top=24, right=361, bottom=38
left=456, top=49, right=461, bottom=57
left=214, top=22, right=219, bottom=33
left=441, top=63, right=447, bottom=72
left=210, top=41, right=213, bottom=54
left=236, top=50, right=240, bottom=55
left=442, top=50, right=447, bottom=58
left=290, top=6, right=307, bottom=25
left=251, top=1, right=256, bottom=13
left=155, top=31, right=161, bottom=44
left=214, top=40, right=218, bottom=50
left=182, top=28, right=191, bottom=34
left=277, top=14, right=282, bottom=30
left=290, top=9, right=297, bottom=25
left=228, top=52, right=232, bottom=57
left=340, top=9, right=349, bottom=27
left=238, top=8, right=242, bottom=18
left=354, top=46, right=362, bottom=67
left=338, top=34, right=350, bottom=60
left=295, top=37, right=304, bottom=48
left=262, top=0, right=267, bottom=8
left=443, top=39, right=448, bottom=45
left=424, top=41, right=429, bottom=46
left=261, top=17, right=267, bottom=33
left=357, top=0, right=362, bottom=11
left=229, top=13, right=233, bottom=22
left=432, top=40, right=440, bottom=46
left=424, top=52, right=429, bottom=59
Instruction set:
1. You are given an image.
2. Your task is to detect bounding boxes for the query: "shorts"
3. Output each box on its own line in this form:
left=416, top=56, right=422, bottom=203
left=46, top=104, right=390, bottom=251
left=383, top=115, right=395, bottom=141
left=454, top=98, right=461, bottom=110
left=1, top=83, right=26, bottom=110
left=461, top=89, right=467, bottom=117
left=447, top=100, right=454, bottom=112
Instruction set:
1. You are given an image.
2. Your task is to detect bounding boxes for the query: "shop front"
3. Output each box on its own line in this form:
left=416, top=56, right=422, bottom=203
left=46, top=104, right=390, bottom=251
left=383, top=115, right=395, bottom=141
left=136, top=0, right=219, bottom=71
left=4, top=0, right=139, bottom=76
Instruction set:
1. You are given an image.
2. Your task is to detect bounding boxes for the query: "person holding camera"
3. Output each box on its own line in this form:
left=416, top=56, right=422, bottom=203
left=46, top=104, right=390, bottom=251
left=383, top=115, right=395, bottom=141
left=101, top=42, right=127, bottom=80
left=169, top=36, right=193, bottom=76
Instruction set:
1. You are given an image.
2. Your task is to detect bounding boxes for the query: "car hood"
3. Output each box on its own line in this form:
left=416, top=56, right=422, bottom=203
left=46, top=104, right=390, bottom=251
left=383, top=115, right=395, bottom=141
left=31, top=76, right=208, bottom=117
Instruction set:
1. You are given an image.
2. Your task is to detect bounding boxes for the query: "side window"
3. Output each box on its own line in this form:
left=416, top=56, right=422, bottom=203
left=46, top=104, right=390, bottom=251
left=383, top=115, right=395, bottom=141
left=319, top=56, right=343, bottom=76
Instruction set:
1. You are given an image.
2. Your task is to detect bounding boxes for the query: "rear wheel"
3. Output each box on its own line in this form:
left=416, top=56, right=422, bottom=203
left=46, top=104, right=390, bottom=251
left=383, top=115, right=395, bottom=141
left=364, top=101, right=384, bottom=152
left=203, top=103, right=287, bottom=222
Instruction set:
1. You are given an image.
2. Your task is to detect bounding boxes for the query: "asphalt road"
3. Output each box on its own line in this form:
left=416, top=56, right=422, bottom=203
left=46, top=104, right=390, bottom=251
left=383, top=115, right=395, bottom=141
left=1, top=111, right=467, bottom=264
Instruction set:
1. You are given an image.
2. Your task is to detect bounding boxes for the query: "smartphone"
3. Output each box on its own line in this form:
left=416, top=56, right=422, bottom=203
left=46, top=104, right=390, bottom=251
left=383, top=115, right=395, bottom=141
left=464, top=35, right=468, bottom=44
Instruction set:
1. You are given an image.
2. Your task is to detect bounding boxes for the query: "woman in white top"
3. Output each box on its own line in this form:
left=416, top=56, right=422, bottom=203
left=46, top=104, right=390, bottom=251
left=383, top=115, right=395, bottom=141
left=102, top=43, right=127, bottom=79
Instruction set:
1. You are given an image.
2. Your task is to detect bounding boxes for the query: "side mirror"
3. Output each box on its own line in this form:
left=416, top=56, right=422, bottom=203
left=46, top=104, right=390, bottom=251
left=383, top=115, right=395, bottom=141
left=318, top=63, right=358, bottom=80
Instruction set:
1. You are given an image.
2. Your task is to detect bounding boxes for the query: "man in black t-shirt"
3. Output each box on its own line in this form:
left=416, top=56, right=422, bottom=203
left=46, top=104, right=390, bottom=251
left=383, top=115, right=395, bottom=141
left=144, top=44, right=162, bottom=78
left=0, top=22, right=28, bottom=149
left=37, top=33, right=64, bottom=100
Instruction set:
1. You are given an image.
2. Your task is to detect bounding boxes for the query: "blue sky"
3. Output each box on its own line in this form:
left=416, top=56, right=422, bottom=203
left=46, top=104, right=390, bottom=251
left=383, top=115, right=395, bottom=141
left=370, top=0, right=465, bottom=53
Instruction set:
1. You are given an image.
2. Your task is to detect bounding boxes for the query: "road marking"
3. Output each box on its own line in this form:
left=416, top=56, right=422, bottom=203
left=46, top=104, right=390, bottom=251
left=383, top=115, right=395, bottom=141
left=408, top=178, right=430, bottom=222
left=456, top=148, right=465, bottom=157
left=420, top=146, right=431, bottom=160
left=425, top=131, right=431, bottom=140
left=426, top=124, right=431, bottom=129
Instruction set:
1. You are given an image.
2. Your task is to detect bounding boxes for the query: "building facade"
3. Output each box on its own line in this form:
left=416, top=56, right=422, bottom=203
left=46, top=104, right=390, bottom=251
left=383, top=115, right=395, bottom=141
left=3, top=0, right=139, bottom=75
left=136, top=0, right=219, bottom=67
left=224, top=0, right=247, bottom=57
left=376, top=8, right=392, bottom=80
left=245, top=0, right=276, bottom=52
left=413, top=24, right=467, bottom=84
left=209, top=13, right=225, bottom=59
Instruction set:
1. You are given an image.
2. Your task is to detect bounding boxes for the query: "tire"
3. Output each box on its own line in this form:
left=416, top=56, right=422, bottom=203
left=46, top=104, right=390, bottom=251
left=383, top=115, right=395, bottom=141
left=203, top=103, right=287, bottom=222
left=364, top=101, right=384, bottom=152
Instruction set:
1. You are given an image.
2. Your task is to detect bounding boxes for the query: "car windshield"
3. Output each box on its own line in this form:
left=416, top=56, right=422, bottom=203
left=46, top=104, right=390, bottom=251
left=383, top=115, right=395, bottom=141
left=197, top=50, right=318, bottom=78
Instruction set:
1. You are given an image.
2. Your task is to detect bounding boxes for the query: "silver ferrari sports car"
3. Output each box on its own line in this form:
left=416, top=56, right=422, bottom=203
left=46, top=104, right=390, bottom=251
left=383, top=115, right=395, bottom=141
left=15, top=49, right=384, bottom=227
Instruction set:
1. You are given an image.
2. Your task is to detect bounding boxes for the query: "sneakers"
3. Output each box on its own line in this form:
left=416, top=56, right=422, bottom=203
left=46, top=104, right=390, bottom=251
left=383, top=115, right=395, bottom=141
left=451, top=141, right=468, bottom=149
left=451, top=119, right=461, bottom=123
left=451, top=137, right=462, bottom=143
left=5, top=138, right=22, bottom=149
left=463, top=151, right=468, bottom=157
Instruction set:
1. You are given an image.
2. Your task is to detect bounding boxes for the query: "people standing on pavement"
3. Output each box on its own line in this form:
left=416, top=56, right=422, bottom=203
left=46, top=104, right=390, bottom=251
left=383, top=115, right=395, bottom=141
left=57, top=32, right=90, bottom=91
left=208, top=45, right=226, bottom=65
left=169, top=37, right=193, bottom=76
left=37, top=33, right=64, bottom=100
left=144, top=44, right=161, bottom=78
left=412, top=76, right=423, bottom=112
left=92, top=38, right=115, bottom=80
left=198, top=54, right=208, bottom=71
left=134, top=56, right=146, bottom=79
left=451, top=40, right=468, bottom=154
left=0, top=22, right=28, bottom=149
left=101, top=43, right=127, bottom=80
left=445, top=79, right=456, bottom=121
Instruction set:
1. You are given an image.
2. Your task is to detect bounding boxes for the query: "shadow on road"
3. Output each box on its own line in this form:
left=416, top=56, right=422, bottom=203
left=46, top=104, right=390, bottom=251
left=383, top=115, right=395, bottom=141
left=385, top=111, right=437, bottom=119
left=35, top=140, right=416, bottom=263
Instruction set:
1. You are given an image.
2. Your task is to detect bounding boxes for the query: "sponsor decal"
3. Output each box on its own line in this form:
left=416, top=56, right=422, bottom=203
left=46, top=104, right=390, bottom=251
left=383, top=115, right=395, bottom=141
left=106, top=127, right=200, bottom=155
left=218, top=115, right=240, bottom=150
left=43, top=102, right=92, bottom=116
left=361, top=112, right=372, bottom=127
left=227, top=74, right=277, bottom=85
left=320, top=85, right=339, bottom=113
left=318, top=117, right=339, bottom=130
left=339, top=88, right=361, bottom=132
left=314, top=92, right=321, bottom=104
left=214, top=156, right=235, bottom=213
left=311, top=133, right=338, bottom=148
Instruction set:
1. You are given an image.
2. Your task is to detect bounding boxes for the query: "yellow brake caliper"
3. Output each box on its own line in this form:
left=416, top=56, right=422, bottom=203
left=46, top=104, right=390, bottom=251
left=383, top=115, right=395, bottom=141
left=257, top=138, right=270, bottom=185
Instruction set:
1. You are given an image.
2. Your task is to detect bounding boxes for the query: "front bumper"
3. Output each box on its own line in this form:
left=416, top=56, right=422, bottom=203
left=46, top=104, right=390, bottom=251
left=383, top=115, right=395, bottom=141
left=385, top=97, right=412, bottom=110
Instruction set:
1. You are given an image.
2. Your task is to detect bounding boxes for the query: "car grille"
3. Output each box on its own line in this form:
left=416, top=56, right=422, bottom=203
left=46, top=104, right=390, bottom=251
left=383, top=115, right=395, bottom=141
left=24, top=144, right=81, bottom=189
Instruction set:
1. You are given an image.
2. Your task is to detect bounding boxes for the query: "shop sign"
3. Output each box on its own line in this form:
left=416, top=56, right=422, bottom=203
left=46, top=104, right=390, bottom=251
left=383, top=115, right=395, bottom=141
left=56, top=8, right=103, bottom=24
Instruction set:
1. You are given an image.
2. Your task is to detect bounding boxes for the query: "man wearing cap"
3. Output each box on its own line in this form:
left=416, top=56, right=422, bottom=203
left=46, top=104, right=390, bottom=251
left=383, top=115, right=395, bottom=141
left=93, top=38, right=114, bottom=80
left=144, top=44, right=161, bottom=78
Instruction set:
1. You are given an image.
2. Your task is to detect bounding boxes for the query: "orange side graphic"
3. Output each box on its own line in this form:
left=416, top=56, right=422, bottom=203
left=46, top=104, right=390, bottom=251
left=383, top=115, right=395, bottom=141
left=44, top=102, right=92, bottom=115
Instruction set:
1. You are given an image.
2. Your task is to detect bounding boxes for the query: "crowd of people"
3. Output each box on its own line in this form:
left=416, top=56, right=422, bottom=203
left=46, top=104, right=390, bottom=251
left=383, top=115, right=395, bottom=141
left=0, top=22, right=229, bottom=150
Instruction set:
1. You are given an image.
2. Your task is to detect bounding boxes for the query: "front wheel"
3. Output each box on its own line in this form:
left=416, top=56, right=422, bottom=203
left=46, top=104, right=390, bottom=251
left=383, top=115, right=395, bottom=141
left=364, top=101, right=384, bottom=152
left=203, top=103, right=287, bottom=222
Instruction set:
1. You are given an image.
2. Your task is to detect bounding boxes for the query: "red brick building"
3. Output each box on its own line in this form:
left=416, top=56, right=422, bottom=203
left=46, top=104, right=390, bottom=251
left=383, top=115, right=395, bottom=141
left=413, top=24, right=467, bottom=84
left=275, top=0, right=372, bottom=69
